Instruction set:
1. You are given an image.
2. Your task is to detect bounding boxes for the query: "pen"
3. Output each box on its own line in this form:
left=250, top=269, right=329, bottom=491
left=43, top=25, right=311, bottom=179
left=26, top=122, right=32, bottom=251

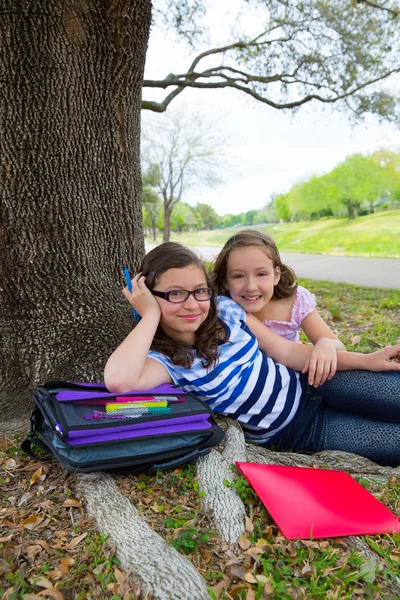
left=123, top=266, right=141, bottom=321
left=123, top=267, right=132, bottom=291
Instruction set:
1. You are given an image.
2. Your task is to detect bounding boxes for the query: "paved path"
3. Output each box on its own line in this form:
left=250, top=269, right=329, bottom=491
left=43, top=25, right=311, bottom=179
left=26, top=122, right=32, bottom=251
left=145, top=244, right=400, bottom=290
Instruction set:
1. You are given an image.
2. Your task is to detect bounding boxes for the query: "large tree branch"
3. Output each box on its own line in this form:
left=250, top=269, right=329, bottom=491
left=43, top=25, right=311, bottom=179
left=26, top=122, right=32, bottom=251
left=142, top=65, right=400, bottom=112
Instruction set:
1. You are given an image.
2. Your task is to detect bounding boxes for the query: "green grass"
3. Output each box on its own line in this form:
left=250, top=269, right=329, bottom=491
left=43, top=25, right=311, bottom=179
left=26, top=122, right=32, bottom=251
left=160, top=209, right=400, bottom=258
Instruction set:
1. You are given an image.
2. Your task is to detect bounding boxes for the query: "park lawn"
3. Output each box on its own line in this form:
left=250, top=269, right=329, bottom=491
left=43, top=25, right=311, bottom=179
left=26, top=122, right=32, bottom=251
left=1, top=281, right=400, bottom=599
left=167, top=209, right=400, bottom=258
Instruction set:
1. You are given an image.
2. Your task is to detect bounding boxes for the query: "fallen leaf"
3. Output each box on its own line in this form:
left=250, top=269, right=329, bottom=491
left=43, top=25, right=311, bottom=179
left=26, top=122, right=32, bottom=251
left=229, top=584, right=251, bottom=598
left=0, top=534, right=13, bottom=543
left=238, top=535, right=252, bottom=550
left=3, top=458, right=17, bottom=470
left=28, top=576, right=53, bottom=589
left=244, top=515, right=254, bottom=533
left=66, top=532, right=87, bottom=549
left=210, top=575, right=231, bottom=599
left=18, top=493, right=30, bottom=506
left=244, top=571, right=258, bottom=584
left=36, top=539, right=53, bottom=554
left=30, top=467, right=43, bottom=486
left=264, top=580, right=274, bottom=594
left=0, top=518, right=18, bottom=529
left=62, top=498, right=81, bottom=508
left=46, top=571, right=63, bottom=581
left=60, top=557, right=75, bottom=567
left=22, top=595, right=44, bottom=600
left=350, top=335, right=361, bottom=345
left=20, top=515, right=44, bottom=530
left=38, top=589, right=65, bottom=600
left=244, top=546, right=265, bottom=557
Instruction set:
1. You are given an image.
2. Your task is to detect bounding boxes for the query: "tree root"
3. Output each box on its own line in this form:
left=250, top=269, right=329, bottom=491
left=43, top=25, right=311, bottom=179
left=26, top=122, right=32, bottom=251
left=77, top=472, right=210, bottom=600
left=197, top=421, right=247, bottom=544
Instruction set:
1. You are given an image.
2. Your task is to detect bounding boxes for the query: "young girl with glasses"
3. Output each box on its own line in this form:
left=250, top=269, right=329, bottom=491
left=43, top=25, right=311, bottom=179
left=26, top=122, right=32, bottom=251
left=104, top=242, right=400, bottom=466
left=213, top=229, right=347, bottom=387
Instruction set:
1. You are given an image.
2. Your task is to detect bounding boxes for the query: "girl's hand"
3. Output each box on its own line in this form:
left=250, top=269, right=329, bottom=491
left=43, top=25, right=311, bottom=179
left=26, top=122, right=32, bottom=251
left=122, top=273, right=161, bottom=321
left=364, top=345, right=400, bottom=371
left=302, top=338, right=338, bottom=387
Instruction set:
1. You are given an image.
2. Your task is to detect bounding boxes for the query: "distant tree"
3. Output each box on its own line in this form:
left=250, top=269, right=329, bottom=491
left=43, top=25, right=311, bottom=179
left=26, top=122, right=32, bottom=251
left=222, top=214, right=242, bottom=228
left=142, top=166, right=163, bottom=241
left=141, top=107, right=225, bottom=242
left=371, top=149, right=400, bottom=206
left=142, top=185, right=162, bottom=241
left=273, top=193, right=292, bottom=222
left=241, top=210, right=258, bottom=226
left=287, top=175, right=334, bottom=220
left=253, top=211, right=270, bottom=225
left=327, top=154, right=396, bottom=218
left=194, top=203, right=220, bottom=229
left=170, top=201, right=198, bottom=232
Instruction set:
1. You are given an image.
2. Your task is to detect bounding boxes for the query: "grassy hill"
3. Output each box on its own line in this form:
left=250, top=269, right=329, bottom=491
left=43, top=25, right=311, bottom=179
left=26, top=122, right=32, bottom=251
left=165, top=209, right=400, bottom=258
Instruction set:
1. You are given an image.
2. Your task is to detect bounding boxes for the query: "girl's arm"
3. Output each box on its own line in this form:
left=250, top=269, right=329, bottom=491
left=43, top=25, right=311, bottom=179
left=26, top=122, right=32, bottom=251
left=301, top=309, right=345, bottom=350
left=246, top=314, right=400, bottom=382
left=104, top=274, right=172, bottom=393
left=247, top=313, right=315, bottom=371
left=300, top=309, right=346, bottom=384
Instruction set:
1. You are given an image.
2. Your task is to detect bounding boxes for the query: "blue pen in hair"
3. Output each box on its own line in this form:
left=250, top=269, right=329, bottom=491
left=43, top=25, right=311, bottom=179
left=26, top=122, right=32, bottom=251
left=123, top=266, right=141, bottom=322
left=123, top=267, right=132, bottom=292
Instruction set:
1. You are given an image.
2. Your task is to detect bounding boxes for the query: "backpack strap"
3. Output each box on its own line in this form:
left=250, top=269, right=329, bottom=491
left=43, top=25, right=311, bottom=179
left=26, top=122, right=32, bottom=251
left=20, top=435, right=53, bottom=462
left=20, top=408, right=53, bottom=462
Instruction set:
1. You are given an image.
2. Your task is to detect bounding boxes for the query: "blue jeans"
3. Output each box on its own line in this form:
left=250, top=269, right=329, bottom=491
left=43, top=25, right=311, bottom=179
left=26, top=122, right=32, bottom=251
left=272, top=370, right=400, bottom=467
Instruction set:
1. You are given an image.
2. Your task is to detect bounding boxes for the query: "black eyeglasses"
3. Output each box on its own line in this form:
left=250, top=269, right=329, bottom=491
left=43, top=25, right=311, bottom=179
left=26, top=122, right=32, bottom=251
left=151, top=288, right=214, bottom=303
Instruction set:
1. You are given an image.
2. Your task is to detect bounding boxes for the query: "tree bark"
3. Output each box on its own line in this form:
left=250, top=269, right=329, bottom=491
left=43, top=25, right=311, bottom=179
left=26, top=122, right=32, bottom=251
left=0, top=0, right=152, bottom=432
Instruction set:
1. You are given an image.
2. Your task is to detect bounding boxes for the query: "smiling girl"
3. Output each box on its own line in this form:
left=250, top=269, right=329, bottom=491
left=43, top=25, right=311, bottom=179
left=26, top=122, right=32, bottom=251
left=213, top=229, right=346, bottom=386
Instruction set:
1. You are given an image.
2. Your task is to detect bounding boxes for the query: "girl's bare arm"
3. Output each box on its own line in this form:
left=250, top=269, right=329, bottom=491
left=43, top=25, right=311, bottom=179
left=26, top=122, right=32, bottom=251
left=301, top=309, right=345, bottom=351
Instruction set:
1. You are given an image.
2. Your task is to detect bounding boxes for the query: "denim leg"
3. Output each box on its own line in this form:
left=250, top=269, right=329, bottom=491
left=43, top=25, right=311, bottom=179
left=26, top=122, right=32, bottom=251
left=272, top=374, right=400, bottom=466
left=318, top=370, right=400, bottom=421
left=317, top=408, right=400, bottom=467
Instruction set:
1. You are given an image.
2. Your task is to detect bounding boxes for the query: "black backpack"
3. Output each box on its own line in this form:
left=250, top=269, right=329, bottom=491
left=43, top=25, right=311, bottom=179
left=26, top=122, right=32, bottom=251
left=21, top=381, right=224, bottom=475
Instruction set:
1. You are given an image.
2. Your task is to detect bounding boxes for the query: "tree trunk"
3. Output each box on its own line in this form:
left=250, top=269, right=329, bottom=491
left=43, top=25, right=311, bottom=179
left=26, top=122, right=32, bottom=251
left=0, top=0, right=152, bottom=433
left=346, top=201, right=358, bottom=219
left=163, top=204, right=171, bottom=243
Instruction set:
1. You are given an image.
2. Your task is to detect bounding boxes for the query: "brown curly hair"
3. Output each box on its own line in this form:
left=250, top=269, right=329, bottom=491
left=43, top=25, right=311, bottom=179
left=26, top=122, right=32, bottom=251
left=139, top=242, right=226, bottom=369
left=212, top=229, right=298, bottom=300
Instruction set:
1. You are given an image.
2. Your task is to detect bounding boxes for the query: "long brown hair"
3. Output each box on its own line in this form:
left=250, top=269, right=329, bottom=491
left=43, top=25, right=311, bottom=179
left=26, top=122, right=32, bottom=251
left=212, top=230, right=297, bottom=299
left=139, top=242, right=225, bottom=369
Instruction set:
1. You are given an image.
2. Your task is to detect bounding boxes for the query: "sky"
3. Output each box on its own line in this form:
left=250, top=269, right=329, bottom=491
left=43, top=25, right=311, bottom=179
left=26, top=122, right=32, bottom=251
left=142, top=3, right=400, bottom=216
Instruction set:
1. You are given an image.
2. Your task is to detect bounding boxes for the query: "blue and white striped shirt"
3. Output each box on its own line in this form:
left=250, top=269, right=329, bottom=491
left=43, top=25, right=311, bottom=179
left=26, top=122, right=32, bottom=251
left=149, top=296, right=303, bottom=444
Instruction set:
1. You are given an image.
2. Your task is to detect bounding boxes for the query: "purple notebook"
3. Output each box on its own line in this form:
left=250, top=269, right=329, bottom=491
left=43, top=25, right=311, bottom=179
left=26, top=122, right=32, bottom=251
left=65, top=415, right=212, bottom=446
left=55, top=383, right=186, bottom=402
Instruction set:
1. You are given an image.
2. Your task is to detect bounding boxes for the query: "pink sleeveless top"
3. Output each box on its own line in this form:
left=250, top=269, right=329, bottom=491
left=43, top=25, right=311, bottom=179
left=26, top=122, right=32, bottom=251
left=263, top=285, right=316, bottom=343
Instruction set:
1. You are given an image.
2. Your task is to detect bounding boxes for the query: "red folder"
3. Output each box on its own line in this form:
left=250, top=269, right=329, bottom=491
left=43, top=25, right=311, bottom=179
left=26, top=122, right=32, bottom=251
left=236, top=462, right=400, bottom=540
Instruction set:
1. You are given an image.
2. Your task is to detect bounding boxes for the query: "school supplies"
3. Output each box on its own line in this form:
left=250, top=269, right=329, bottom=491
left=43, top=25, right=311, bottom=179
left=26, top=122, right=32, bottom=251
left=106, top=401, right=168, bottom=410
left=236, top=462, right=400, bottom=540
left=115, top=395, right=184, bottom=403
left=21, top=381, right=224, bottom=475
